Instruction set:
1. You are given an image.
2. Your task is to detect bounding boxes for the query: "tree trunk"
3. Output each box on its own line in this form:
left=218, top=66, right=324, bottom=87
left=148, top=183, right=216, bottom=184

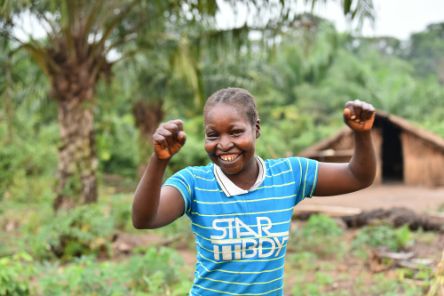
left=46, top=33, right=108, bottom=210
left=132, top=100, right=163, bottom=175
left=53, top=97, right=98, bottom=210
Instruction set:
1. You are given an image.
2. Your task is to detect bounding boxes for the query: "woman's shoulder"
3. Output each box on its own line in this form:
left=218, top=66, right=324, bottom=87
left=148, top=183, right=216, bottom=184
left=264, top=156, right=310, bottom=164
left=263, top=156, right=292, bottom=166
left=264, top=156, right=313, bottom=172
left=179, top=162, right=214, bottom=177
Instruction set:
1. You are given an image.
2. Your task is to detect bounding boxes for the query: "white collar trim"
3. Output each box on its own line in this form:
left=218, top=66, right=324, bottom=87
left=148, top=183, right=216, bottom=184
left=213, top=156, right=265, bottom=197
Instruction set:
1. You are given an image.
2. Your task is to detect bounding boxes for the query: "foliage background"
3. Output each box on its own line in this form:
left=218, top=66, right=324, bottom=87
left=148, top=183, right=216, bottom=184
left=1, top=2, right=444, bottom=295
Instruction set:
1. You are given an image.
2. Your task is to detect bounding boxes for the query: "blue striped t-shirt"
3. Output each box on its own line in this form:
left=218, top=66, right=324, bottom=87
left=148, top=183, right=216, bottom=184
left=164, top=157, right=319, bottom=296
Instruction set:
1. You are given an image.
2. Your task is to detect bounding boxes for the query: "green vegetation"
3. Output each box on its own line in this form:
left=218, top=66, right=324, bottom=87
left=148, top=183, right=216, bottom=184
left=0, top=253, right=33, bottom=296
left=0, top=190, right=193, bottom=295
left=1, top=193, right=441, bottom=294
left=1, top=1, right=443, bottom=294
left=352, top=225, right=413, bottom=257
left=0, top=248, right=192, bottom=296
left=287, top=215, right=436, bottom=295
left=290, top=214, right=345, bottom=259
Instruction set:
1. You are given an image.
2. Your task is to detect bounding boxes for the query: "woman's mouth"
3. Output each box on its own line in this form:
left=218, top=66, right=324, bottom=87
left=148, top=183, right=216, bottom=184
left=218, top=153, right=241, bottom=163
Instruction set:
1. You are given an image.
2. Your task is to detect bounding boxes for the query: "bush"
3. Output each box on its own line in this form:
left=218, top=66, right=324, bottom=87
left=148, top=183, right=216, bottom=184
left=0, top=124, right=57, bottom=203
left=38, top=256, right=129, bottom=296
left=96, top=114, right=139, bottom=178
left=0, top=253, right=34, bottom=296
left=108, top=193, right=133, bottom=232
left=28, top=205, right=115, bottom=261
left=126, top=247, right=191, bottom=294
left=0, top=202, right=53, bottom=258
left=291, top=271, right=335, bottom=296
left=352, top=225, right=413, bottom=257
left=37, top=247, right=192, bottom=295
left=291, top=214, right=345, bottom=258
left=288, top=251, right=318, bottom=271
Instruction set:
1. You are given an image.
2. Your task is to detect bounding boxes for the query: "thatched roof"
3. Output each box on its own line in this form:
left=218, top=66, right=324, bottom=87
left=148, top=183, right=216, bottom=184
left=299, top=111, right=444, bottom=157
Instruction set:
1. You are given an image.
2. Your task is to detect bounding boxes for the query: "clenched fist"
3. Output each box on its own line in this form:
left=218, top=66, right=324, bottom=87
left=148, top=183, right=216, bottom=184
left=343, top=100, right=375, bottom=132
left=152, top=119, right=187, bottom=160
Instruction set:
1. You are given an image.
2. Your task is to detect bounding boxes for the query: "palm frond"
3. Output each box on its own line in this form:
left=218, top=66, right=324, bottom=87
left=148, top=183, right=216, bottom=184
left=19, top=43, right=51, bottom=75
left=90, top=0, right=138, bottom=58
left=82, top=0, right=104, bottom=38
left=172, top=36, right=204, bottom=108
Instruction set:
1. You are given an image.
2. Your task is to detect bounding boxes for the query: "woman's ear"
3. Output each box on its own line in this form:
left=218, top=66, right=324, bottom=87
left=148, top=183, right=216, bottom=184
left=255, top=119, right=261, bottom=138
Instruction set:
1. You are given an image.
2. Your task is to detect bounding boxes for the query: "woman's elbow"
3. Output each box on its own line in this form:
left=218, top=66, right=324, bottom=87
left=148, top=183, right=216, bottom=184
left=358, top=173, right=376, bottom=189
left=132, top=219, right=159, bottom=230
left=131, top=213, right=156, bottom=229
left=132, top=216, right=146, bottom=229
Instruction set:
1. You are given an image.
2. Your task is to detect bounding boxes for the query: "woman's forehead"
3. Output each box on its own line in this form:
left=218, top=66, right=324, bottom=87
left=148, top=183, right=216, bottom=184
left=205, top=103, right=249, bottom=122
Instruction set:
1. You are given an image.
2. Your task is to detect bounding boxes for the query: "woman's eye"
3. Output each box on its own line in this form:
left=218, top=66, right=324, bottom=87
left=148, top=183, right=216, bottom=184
left=231, top=130, right=243, bottom=136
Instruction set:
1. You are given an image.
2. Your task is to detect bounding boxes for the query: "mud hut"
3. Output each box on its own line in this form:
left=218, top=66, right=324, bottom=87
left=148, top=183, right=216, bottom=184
left=299, top=111, right=444, bottom=187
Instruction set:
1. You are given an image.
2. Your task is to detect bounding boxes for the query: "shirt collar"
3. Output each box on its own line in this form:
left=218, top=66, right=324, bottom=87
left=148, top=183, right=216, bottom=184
left=213, top=156, right=265, bottom=197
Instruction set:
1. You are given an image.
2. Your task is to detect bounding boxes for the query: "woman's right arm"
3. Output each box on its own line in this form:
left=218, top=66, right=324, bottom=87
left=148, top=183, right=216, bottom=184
left=132, top=120, right=187, bottom=229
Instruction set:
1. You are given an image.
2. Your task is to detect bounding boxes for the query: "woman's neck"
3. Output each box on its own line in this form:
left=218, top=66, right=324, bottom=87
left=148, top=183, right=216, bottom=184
left=226, top=156, right=259, bottom=190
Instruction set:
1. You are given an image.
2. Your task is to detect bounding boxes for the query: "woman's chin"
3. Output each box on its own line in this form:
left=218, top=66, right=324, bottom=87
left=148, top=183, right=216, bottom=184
left=217, top=161, right=243, bottom=175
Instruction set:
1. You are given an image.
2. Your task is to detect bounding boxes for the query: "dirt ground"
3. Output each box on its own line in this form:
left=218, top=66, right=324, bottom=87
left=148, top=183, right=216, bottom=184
left=299, top=184, right=444, bottom=213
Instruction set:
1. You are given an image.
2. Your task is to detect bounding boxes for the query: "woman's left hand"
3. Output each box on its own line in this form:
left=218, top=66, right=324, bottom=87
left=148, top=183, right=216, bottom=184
left=343, top=100, right=376, bottom=132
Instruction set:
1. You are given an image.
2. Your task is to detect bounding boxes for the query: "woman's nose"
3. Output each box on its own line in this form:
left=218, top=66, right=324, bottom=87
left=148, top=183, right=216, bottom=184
left=217, top=135, right=233, bottom=151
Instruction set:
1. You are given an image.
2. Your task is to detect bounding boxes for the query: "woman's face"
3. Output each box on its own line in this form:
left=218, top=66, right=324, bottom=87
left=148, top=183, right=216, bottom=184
left=204, top=103, right=259, bottom=176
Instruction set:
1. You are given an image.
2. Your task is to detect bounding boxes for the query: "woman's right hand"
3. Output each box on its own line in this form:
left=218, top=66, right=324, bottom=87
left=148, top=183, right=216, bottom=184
left=152, top=119, right=187, bottom=160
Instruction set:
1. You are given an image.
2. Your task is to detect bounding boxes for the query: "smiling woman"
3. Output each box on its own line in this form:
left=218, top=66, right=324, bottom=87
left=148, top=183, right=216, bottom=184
left=132, top=87, right=377, bottom=295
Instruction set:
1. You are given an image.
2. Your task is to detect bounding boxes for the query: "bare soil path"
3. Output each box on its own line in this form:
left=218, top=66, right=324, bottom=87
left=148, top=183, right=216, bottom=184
left=300, top=184, right=444, bottom=213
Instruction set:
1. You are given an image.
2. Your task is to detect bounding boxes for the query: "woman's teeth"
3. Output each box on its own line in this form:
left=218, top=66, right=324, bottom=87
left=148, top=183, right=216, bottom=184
left=220, top=154, right=237, bottom=161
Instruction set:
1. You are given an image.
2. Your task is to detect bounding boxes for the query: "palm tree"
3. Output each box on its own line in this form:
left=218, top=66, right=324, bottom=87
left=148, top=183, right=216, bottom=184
left=2, top=1, right=143, bottom=209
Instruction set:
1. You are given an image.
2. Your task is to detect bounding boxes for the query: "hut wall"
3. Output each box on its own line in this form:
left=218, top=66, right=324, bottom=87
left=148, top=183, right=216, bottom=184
left=402, top=132, right=444, bottom=187
left=330, top=133, right=354, bottom=150
left=324, top=130, right=383, bottom=185
left=309, top=129, right=383, bottom=185
left=319, top=133, right=353, bottom=162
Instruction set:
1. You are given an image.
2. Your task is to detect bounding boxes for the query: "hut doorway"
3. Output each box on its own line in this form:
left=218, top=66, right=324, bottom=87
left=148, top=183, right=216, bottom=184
left=381, top=120, right=404, bottom=183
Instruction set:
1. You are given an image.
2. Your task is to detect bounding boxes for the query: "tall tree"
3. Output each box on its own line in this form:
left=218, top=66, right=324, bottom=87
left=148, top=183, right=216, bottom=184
left=406, top=22, right=444, bottom=83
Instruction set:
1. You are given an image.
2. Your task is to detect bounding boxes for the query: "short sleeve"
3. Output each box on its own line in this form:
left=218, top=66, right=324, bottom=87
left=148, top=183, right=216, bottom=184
left=163, top=168, right=194, bottom=215
left=289, top=157, right=319, bottom=200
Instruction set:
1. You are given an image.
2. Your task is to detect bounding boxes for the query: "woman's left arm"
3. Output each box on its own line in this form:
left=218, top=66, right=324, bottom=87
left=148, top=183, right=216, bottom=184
left=314, top=100, right=377, bottom=196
